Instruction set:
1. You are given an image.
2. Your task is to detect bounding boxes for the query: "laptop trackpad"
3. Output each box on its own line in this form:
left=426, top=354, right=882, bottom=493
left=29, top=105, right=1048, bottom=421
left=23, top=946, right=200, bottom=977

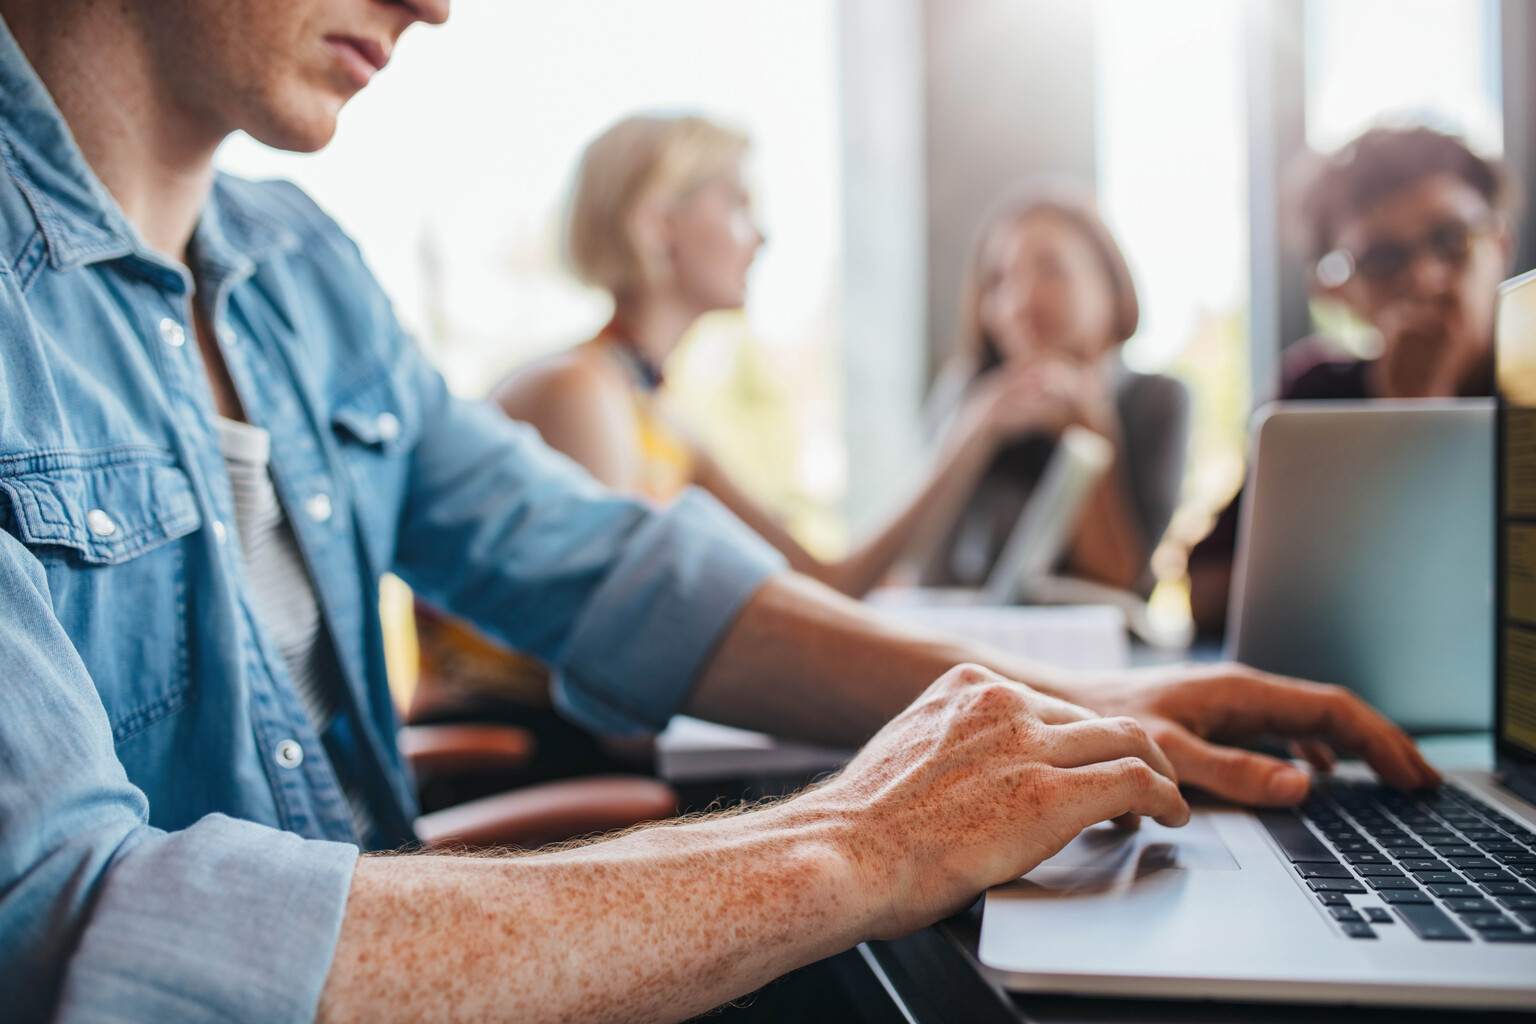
left=1016, top=815, right=1238, bottom=893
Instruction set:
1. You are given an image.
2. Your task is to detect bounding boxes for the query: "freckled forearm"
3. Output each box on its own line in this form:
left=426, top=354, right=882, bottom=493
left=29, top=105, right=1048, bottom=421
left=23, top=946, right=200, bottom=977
left=315, top=803, right=867, bottom=1024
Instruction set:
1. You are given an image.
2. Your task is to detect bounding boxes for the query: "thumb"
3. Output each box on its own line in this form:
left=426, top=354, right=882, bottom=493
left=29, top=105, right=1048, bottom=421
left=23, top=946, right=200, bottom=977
left=1158, top=727, right=1311, bottom=806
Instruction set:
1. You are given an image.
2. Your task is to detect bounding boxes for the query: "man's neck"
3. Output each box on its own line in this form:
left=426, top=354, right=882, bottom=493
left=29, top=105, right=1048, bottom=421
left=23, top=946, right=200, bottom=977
left=3, top=0, right=222, bottom=262
left=612, top=292, right=708, bottom=369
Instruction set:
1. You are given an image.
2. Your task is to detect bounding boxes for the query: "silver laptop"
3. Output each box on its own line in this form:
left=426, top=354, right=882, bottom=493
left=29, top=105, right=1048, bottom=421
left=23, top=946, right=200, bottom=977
left=976, top=269, right=1536, bottom=1009
left=1227, top=398, right=1493, bottom=734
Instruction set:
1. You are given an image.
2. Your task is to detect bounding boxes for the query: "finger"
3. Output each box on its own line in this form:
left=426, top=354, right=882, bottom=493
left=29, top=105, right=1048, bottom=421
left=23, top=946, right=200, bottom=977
left=1063, top=758, right=1190, bottom=829
left=1111, top=811, right=1143, bottom=832
left=1050, top=716, right=1179, bottom=784
left=1289, top=738, right=1336, bottom=775
left=1024, top=690, right=1098, bottom=726
left=1157, top=725, right=1313, bottom=806
left=1207, top=669, right=1441, bottom=790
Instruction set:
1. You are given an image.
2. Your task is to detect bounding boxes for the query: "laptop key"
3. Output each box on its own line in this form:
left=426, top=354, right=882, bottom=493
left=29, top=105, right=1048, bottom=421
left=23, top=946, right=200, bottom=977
left=1257, top=811, right=1338, bottom=863
left=1394, top=903, right=1470, bottom=941
left=1462, top=868, right=1516, bottom=884
left=1297, top=863, right=1354, bottom=879
left=1482, top=931, right=1536, bottom=943
left=1410, top=872, right=1464, bottom=884
left=1448, top=856, right=1496, bottom=869
left=1355, top=863, right=1406, bottom=877
left=1435, top=846, right=1483, bottom=859
left=1341, top=922, right=1377, bottom=939
left=1330, top=907, right=1364, bottom=922
left=1366, top=876, right=1422, bottom=890
left=1380, top=890, right=1432, bottom=904
left=1444, top=897, right=1499, bottom=914
left=1497, top=895, right=1536, bottom=910
left=1343, top=851, right=1390, bottom=865
left=1425, top=883, right=1482, bottom=899
left=1309, top=879, right=1367, bottom=893
left=1317, top=892, right=1352, bottom=907
left=1459, top=912, right=1520, bottom=932
left=1363, top=907, right=1394, bottom=924
left=1398, top=858, right=1450, bottom=872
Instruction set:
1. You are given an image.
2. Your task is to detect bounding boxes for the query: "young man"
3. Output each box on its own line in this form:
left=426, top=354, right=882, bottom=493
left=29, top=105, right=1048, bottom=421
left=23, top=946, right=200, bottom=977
left=0, top=2, right=1438, bottom=1022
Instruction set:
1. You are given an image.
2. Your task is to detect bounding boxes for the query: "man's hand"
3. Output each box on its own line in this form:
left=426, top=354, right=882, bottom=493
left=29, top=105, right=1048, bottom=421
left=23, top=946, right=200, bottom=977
left=1053, top=661, right=1442, bottom=806
left=795, top=664, right=1190, bottom=940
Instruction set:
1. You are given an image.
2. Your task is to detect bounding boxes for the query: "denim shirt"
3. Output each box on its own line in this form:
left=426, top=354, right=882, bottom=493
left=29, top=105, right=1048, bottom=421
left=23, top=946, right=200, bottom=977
left=0, top=22, right=783, bottom=1024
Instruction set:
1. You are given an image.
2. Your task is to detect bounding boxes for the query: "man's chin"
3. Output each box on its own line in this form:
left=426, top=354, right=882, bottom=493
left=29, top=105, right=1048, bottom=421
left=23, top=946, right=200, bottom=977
left=243, top=103, right=343, bottom=155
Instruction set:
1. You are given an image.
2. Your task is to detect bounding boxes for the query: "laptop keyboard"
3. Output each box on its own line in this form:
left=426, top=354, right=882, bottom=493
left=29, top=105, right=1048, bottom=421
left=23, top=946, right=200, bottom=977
left=1259, top=780, right=1536, bottom=942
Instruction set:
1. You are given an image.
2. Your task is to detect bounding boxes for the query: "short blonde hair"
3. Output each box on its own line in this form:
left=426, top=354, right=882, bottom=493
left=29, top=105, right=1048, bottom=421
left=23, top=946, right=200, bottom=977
left=564, top=113, right=751, bottom=298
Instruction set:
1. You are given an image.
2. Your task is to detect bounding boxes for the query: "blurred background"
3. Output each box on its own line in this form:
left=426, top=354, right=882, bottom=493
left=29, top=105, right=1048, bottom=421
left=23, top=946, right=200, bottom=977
left=217, top=0, right=1534, bottom=624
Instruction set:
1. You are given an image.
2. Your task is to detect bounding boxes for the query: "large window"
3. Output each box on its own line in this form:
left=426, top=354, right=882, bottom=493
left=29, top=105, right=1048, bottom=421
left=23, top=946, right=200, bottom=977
left=1304, top=0, right=1503, bottom=155
left=1094, top=0, right=1251, bottom=609
left=216, top=1, right=844, bottom=543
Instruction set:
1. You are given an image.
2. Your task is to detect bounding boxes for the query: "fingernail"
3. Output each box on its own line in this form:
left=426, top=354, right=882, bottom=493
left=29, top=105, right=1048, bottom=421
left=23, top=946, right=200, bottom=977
left=1268, top=768, right=1310, bottom=803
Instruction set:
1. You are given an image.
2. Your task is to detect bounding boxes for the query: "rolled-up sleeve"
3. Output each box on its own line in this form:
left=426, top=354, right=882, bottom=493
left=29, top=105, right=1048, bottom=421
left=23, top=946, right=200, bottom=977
left=393, top=348, right=785, bottom=734
left=0, top=530, right=358, bottom=1024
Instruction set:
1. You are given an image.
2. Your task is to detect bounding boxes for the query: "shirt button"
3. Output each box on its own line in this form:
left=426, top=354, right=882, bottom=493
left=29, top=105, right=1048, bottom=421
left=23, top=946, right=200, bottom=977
left=274, top=739, right=304, bottom=769
left=86, top=509, right=117, bottom=537
left=218, top=324, right=238, bottom=347
left=375, top=412, right=401, bottom=443
left=158, top=317, right=186, bottom=348
left=211, top=520, right=228, bottom=545
left=304, top=492, right=333, bottom=523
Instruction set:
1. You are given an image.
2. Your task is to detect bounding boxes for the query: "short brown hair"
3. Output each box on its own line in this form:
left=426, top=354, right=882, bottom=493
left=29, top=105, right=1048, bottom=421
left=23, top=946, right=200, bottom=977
left=1292, top=126, right=1523, bottom=260
left=564, top=114, right=750, bottom=298
left=959, top=177, right=1139, bottom=371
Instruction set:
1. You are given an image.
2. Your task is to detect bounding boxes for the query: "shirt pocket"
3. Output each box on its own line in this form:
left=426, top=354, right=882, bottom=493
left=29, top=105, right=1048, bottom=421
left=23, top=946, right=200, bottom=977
left=0, top=446, right=202, bottom=740
left=329, top=368, right=420, bottom=569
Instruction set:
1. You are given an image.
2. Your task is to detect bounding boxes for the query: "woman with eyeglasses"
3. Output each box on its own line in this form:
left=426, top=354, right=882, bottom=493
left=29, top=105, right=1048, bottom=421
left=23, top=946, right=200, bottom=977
left=1187, top=126, right=1523, bottom=636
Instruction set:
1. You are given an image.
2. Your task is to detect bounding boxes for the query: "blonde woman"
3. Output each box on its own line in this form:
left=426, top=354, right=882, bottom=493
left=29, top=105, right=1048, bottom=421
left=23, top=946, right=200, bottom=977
left=494, top=113, right=1060, bottom=596
left=920, top=181, right=1189, bottom=594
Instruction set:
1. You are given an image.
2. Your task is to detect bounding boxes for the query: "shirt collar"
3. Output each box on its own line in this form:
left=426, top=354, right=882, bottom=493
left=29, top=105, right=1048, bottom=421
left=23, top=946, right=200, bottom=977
left=195, top=176, right=301, bottom=286
left=0, top=13, right=298, bottom=283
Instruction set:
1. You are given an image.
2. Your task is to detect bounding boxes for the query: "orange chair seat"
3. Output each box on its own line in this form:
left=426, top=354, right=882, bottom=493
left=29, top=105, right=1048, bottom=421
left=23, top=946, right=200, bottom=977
left=415, top=775, right=679, bottom=851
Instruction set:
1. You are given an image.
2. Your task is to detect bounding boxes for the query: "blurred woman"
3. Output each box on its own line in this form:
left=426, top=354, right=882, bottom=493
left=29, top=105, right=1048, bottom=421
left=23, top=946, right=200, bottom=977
left=919, top=181, right=1189, bottom=594
left=493, top=113, right=1082, bottom=596
left=1187, top=126, right=1522, bottom=635
left=409, top=114, right=1071, bottom=772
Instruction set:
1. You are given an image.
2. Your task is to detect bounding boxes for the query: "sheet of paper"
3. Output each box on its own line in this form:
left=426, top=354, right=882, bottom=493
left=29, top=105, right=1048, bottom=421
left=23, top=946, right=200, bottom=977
left=867, top=600, right=1130, bottom=673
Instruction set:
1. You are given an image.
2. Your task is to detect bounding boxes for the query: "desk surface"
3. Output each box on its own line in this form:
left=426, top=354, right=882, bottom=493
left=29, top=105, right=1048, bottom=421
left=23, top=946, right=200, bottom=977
left=861, top=907, right=1533, bottom=1024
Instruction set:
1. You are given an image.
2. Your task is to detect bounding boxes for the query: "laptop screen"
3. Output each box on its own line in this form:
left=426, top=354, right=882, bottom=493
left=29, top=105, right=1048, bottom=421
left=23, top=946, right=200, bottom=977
left=1495, top=268, right=1536, bottom=795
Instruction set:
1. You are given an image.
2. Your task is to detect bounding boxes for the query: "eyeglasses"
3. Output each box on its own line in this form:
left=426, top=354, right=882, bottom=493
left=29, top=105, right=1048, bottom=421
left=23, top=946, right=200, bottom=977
left=1315, top=218, right=1494, bottom=289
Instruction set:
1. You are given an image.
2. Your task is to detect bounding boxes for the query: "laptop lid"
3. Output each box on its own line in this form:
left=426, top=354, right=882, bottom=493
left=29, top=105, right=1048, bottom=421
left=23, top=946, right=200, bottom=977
left=1226, top=399, right=1493, bottom=734
left=1494, top=268, right=1536, bottom=804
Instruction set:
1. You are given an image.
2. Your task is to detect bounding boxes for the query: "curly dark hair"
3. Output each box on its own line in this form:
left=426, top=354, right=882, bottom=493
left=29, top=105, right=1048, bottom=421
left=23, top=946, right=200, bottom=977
left=1291, top=126, right=1523, bottom=260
